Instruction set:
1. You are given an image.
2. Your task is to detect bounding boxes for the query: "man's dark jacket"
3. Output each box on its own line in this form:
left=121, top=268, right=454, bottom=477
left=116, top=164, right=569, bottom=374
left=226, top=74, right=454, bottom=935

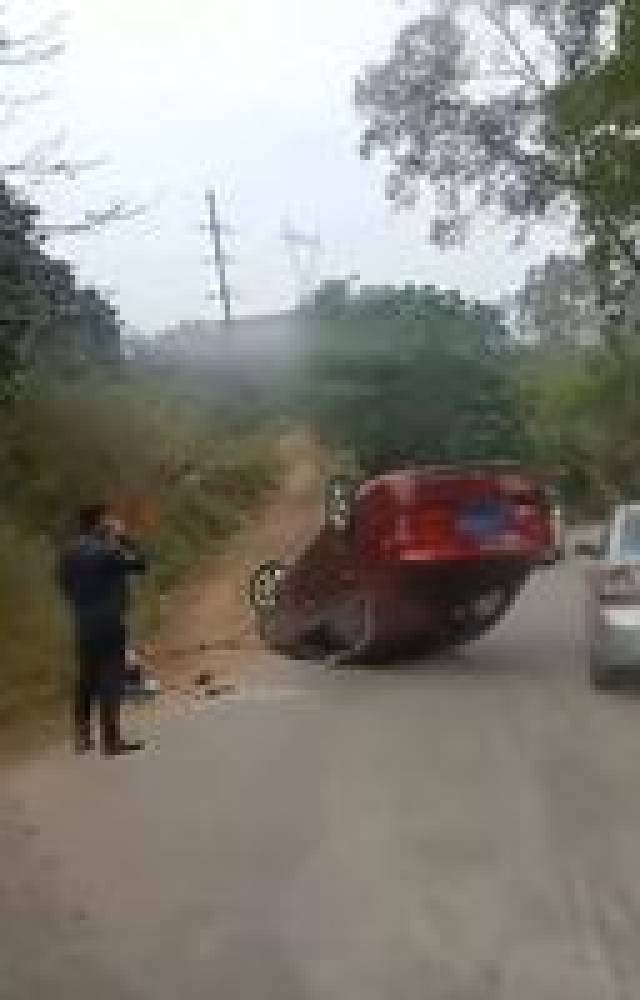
left=58, top=530, right=148, bottom=644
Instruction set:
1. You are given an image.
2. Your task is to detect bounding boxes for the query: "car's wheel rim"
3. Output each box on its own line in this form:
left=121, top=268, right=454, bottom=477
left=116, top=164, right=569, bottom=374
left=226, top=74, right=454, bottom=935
left=249, top=563, right=284, bottom=611
left=326, top=477, right=353, bottom=532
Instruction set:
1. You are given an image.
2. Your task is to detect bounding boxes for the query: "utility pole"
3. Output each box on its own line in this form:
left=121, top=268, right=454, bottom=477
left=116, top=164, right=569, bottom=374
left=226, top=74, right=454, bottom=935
left=280, top=219, right=322, bottom=306
left=206, top=188, right=232, bottom=324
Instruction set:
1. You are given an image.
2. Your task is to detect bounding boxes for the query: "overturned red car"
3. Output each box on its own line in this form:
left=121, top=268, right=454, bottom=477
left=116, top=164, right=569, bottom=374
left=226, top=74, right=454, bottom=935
left=249, top=463, right=554, bottom=663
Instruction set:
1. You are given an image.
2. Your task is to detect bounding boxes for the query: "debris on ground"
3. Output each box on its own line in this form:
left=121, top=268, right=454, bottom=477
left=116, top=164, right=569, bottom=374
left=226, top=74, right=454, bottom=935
left=122, top=647, right=161, bottom=700
left=194, top=670, right=213, bottom=688
left=204, top=683, right=236, bottom=699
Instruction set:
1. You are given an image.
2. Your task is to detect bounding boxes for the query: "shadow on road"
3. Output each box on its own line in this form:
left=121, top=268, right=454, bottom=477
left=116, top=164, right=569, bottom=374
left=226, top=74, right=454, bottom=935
left=326, top=624, right=587, bottom=683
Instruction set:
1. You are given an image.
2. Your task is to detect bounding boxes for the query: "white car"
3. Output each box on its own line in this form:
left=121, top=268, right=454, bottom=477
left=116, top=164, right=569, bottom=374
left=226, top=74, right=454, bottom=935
left=580, top=505, right=640, bottom=689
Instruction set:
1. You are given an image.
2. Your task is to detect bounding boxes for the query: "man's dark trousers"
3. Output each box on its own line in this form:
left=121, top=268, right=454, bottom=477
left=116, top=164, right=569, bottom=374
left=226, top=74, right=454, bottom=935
left=74, top=627, right=126, bottom=752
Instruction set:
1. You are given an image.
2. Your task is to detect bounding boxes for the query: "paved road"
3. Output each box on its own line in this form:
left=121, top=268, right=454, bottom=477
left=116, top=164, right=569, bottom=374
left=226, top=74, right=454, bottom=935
left=4, top=559, right=640, bottom=999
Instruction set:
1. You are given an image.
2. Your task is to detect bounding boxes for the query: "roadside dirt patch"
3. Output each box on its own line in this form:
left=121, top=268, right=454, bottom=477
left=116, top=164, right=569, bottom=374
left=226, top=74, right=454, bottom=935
left=145, top=429, right=333, bottom=703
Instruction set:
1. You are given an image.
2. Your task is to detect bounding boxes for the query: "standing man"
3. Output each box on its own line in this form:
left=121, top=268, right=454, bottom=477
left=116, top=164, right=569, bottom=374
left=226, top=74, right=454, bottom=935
left=58, top=504, right=148, bottom=757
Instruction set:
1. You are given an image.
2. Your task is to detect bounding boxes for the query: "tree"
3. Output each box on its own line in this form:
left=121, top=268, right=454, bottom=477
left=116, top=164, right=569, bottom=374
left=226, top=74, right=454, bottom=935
left=512, top=253, right=602, bottom=345
left=0, top=1, right=144, bottom=236
left=354, top=0, right=640, bottom=323
left=0, top=178, right=121, bottom=402
left=294, top=283, right=526, bottom=472
left=521, top=337, right=640, bottom=510
left=306, top=278, right=353, bottom=317
left=551, top=1, right=640, bottom=327
left=356, top=4, right=603, bottom=234
left=0, top=3, right=145, bottom=398
left=356, top=1, right=640, bottom=506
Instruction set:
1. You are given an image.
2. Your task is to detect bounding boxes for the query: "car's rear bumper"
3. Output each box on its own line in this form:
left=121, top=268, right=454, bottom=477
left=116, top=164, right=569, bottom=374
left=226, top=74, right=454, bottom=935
left=592, top=607, right=640, bottom=669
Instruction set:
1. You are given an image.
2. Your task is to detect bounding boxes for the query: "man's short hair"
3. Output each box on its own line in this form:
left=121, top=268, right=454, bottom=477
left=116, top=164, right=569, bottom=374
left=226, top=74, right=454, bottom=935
left=77, top=504, right=107, bottom=533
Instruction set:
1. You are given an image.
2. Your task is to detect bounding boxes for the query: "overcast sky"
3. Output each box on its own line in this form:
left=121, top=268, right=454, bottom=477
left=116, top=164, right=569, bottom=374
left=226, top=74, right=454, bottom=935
left=9, top=0, right=572, bottom=332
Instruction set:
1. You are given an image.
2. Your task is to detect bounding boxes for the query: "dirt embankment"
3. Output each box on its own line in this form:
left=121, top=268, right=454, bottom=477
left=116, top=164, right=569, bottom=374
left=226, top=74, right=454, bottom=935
left=146, top=429, right=333, bottom=697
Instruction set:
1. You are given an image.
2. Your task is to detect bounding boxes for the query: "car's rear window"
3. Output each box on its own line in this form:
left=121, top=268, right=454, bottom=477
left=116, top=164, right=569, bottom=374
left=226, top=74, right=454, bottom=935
left=619, top=513, right=640, bottom=559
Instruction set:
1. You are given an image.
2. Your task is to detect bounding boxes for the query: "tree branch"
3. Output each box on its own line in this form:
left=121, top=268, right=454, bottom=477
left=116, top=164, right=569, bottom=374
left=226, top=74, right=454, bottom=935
left=477, top=1, right=548, bottom=92
left=0, top=40, right=64, bottom=65
left=40, top=202, right=148, bottom=237
left=478, top=1, right=640, bottom=305
left=0, top=10, right=67, bottom=65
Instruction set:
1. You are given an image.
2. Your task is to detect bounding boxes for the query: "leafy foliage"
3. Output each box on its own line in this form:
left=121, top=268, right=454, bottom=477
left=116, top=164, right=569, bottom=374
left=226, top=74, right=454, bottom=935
left=355, top=2, right=606, bottom=240
left=354, top=0, right=640, bottom=315
left=521, top=338, right=640, bottom=510
left=354, top=0, right=640, bottom=509
left=293, top=281, right=528, bottom=473
left=513, top=253, right=602, bottom=344
left=0, top=179, right=121, bottom=401
left=551, top=0, right=640, bottom=324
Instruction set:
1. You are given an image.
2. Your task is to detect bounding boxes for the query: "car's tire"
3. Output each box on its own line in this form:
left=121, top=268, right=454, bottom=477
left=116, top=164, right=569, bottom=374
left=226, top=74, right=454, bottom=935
left=591, top=669, right=611, bottom=691
left=589, top=655, right=612, bottom=691
left=325, top=475, right=356, bottom=535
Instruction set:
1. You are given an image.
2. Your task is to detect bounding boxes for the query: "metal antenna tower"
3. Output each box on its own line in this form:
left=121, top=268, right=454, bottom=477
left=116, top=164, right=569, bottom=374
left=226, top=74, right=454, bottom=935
left=280, top=218, right=322, bottom=304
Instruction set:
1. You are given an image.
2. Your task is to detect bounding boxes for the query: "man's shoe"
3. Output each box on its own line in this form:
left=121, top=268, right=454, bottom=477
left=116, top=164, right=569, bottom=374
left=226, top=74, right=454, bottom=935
left=101, top=739, right=145, bottom=758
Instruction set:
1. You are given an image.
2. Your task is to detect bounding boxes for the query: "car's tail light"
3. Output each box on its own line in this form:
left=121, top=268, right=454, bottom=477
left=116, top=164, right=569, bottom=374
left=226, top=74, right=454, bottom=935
left=598, top=564, right=640, bottom=602
left=504, top=499, right=547, bottom=544
left=372, top=509, right=448, bottom=558
left=374, top=515, right=418, bottom=557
